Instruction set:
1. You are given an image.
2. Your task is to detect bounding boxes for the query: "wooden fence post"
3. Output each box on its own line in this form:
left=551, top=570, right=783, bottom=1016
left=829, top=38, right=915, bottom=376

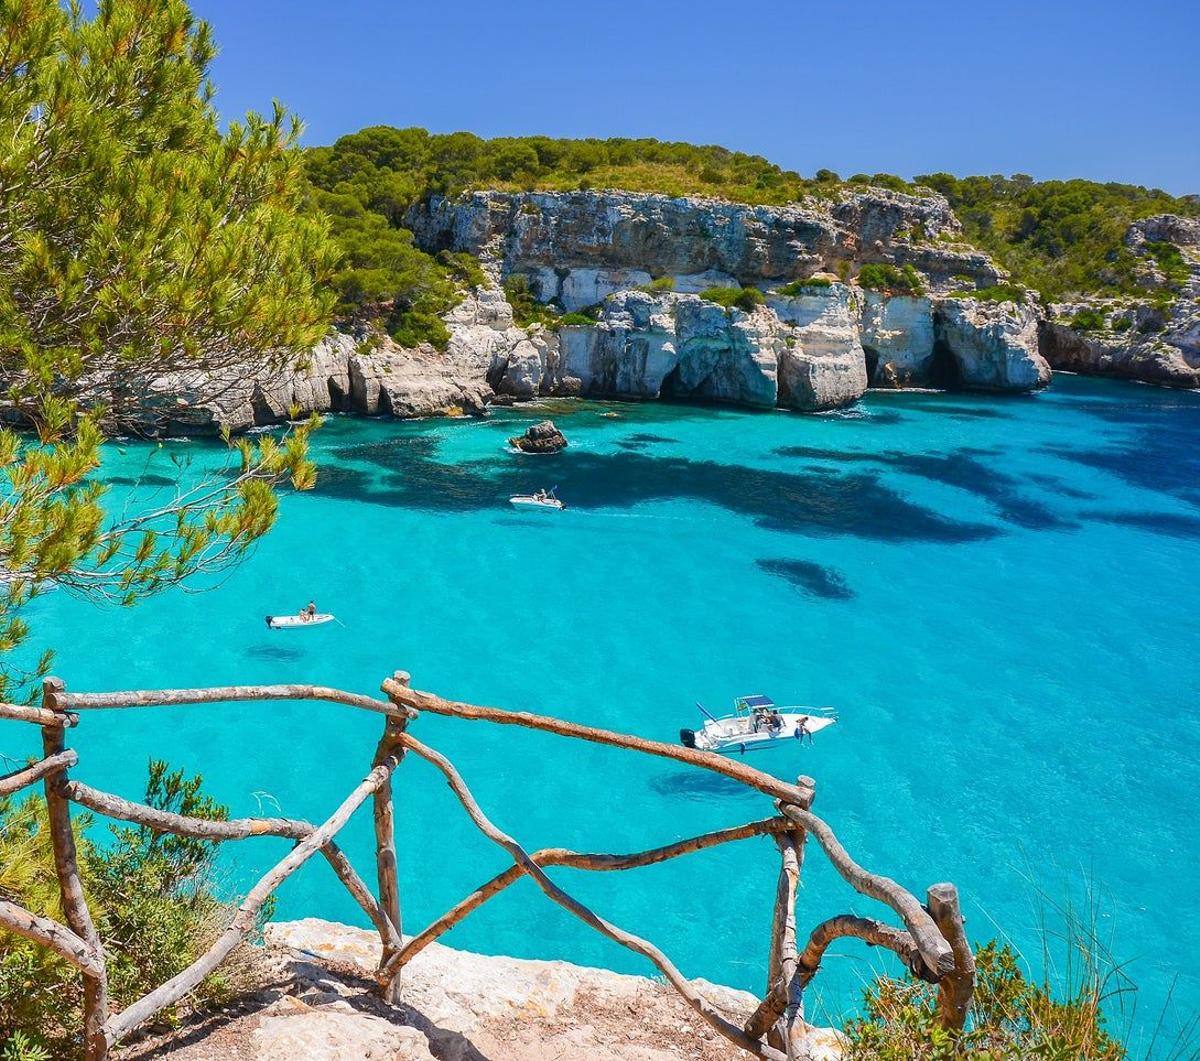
left=374, top=670, right=409, bottom=1002
left=761, top=776, right=814, bottom=1058
left=927, top=883, right=975, bottom=1032
left=40, top=678, right=109, bottom=1061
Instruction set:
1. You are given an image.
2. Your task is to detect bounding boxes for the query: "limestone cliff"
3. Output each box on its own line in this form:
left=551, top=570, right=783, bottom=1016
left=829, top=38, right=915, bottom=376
left=1037, top=215, right=1200, bottom=388
left=155, top=186, right=1200, bottom=434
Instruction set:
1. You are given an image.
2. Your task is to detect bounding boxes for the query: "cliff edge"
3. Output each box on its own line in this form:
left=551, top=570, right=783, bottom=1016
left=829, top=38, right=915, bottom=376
left=118, top=919, right=844, bottom=1061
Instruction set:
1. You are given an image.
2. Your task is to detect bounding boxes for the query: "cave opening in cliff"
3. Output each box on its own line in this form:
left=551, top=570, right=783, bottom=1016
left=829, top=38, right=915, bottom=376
left=863, top=346, right=880, bottom=385
left=930, top=339, right=962, bottom=390
left=659, top=364, right=685, bottom=401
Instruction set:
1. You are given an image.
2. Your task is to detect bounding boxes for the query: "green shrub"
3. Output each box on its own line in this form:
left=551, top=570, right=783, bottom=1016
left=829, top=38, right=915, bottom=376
left=503, top=274, right=560, bottom=328
left=1145, top=240, right=1191, bottom=287
left=845, top=940, right=1126, bottom=1060
left=857, top=263, right=925, bottom=296
left=959, top=283, right=1027, bottom=303
left=699, top=286, right=765, bottom=312
left=637, top=275, right=675, bottom=293
left=0, top=763, right=254, bottom=1058
left=1070, top=308, right=1108, bottom=332
left=1112, top=316, right=1132, bottom=332
left=559, top=312, right=597, bottom=326
left=778, top=277, right=833, bottom=295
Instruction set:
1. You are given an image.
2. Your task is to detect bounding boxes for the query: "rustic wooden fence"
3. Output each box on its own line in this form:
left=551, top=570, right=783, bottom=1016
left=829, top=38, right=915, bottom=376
left=0, top=671, right=975, bottom=1060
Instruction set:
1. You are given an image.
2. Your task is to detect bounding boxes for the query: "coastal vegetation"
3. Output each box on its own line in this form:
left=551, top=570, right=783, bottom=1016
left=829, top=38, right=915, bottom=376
left=699, top=286, right=767, bottom=312
left=306, top=127, right=1198, bottom=333
left=913, top=173, right=1198, bottom=301
left=857, top=263, right=926, bottom=297
left=0, top=765, right=247, bottom=1057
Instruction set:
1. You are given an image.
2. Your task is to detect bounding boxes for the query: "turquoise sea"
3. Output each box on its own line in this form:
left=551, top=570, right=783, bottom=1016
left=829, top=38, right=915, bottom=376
left=3, top=375, right=1198, bottom=1050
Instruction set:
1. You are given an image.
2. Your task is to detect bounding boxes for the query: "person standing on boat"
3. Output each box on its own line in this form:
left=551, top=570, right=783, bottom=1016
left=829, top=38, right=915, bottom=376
left=304, top=600, right=317, bottom=622
left=795, top=716, right=812, bottom=744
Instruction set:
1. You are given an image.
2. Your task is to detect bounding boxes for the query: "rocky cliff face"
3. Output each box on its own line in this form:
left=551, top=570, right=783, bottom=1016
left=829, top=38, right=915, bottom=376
left=406, top=188, right=1001, bottom=303
left=1037, top=215, right=1200, bottom=389
left=153, top=186, right=1200, bottom=434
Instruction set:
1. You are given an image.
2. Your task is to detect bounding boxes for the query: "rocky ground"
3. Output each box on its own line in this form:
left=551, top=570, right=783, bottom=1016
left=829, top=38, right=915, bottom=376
left=117, top=920, right=843, bottom=1061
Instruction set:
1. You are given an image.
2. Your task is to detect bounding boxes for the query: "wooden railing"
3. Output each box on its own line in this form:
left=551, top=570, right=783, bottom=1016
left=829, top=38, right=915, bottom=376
left=0, top=672, right=976, bottom=1060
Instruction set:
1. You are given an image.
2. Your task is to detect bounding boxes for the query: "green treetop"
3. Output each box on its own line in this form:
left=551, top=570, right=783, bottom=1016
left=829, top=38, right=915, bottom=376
left=0, top=0, right=339, bottom=697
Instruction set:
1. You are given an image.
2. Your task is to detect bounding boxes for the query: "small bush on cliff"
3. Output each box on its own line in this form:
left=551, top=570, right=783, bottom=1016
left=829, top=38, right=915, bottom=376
left=778, top=277, right=833, bottom=295
left=503, top=275, right=560, bottom=328
left=637, top=276, right=676, bottom=293
left=957, top=283, right=1027, bottom=303
left=857, top=263, right=925, bottom=297
left=845, top=940, right=1126, bottom=1059
left=0, top=763, right=257, bottom=1058
left=699, top=286, right=766, bottom=313
left=559, top=312, right=598, bottom=326
left=1070, top=308, right=1109, bottom=332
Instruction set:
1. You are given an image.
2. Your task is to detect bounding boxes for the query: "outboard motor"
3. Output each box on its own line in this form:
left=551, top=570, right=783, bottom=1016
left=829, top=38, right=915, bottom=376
left=679, top=728, right=696, bottom=749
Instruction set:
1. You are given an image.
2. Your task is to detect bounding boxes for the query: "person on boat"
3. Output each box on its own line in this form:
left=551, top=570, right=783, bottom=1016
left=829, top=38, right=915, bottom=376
left=534, top=489, right=546, bottom=502
left=303, top=600, right=317, bottom=622
left=768, top=710, right=783, bottom=733
left=794, top=716, right=812, bottom=744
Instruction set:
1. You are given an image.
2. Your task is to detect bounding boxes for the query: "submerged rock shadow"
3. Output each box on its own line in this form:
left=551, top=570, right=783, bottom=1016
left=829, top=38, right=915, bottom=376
left=757, top=559, right=855, bottom=600
left=775, top=445, right=1073, bottom=531
left=312, top=439, right=999, bottom=544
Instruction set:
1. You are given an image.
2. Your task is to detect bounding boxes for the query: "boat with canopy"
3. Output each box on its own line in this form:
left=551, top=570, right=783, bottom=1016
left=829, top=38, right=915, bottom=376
left=679, top=694, right=836, bottom=755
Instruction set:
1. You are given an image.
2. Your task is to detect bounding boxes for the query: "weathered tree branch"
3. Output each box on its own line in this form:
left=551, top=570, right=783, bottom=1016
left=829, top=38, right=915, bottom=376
left=372, top=689, right=408, bottom=1003
left=778, top=804, right=953, bottom=978
left=927, top=883, right=975, bottom=1031
left=386, top=816, right=792, bottom=978
left=0, top=701, right=77, bottom=727
left=58, top=683, right=411, bottom=720
left=0, top=899, right=102, bottom=977
left=0, top=749, right=77, bottom=797
left=394, top=731, right=784, bottom=1061
left=105, top=750, right=402, bottom=1045
left=796, top=915, right=930, bottom=988
left=40, top=679, right=109, bottom=1061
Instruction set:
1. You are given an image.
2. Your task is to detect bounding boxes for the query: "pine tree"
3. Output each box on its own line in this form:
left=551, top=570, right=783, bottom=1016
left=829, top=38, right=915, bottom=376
left=0, top=0, right=340, bottom=696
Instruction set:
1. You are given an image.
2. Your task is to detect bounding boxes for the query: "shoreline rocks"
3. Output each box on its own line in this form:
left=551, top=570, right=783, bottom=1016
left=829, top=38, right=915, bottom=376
left=131, top=198, right=1199, bottom=435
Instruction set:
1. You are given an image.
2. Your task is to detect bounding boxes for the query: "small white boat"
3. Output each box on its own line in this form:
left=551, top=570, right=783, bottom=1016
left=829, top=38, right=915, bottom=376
left=680, top=695, right=837, bottom=756
left=509, top=487, right=565, bottom=512
left=265, top=613, right=335, bottom=630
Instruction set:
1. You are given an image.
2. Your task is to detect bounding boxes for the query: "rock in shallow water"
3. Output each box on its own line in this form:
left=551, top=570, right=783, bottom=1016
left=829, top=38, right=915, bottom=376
left=509, top=419, right=568, bottom=453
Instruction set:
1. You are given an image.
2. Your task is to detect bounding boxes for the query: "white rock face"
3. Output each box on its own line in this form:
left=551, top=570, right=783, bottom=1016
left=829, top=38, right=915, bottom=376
left=671, top=298, right=779, bottom=407
left=770, top=286, right=869, bottom=410
left=934, top=298, right=1051, bottom=391
left=124, top=918, right=846, bottom=1060
left=859, top=292, right=937, bottom=386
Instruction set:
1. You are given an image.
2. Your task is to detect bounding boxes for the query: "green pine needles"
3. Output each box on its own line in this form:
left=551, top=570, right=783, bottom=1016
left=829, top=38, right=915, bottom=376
left=0, top=0, right=339, bottom=698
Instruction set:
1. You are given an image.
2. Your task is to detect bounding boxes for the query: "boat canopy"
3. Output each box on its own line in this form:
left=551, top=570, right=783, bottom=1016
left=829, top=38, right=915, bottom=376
left=737, top=694, right=776, bottom=709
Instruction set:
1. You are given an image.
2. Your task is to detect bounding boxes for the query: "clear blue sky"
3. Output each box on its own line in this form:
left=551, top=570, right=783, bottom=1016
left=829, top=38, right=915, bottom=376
left=192, top=0, right=1198, bottom=195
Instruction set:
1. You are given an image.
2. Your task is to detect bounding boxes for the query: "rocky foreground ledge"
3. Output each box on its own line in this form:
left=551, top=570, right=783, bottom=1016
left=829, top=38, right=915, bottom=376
left=119, top=919, right=843, bottom=1060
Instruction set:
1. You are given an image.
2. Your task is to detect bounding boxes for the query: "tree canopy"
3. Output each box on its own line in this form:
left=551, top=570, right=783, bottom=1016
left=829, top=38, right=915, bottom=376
left=0, top=0, right=339, bottom=697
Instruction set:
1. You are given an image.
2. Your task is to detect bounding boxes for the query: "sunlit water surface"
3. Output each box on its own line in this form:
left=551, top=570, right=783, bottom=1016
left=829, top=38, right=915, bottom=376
left=4, top=376, right=1198, bottom=1048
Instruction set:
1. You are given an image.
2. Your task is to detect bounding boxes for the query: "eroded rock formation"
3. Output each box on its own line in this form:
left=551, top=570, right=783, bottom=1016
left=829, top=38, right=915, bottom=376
left=144, top=189, right=1200, bottom=435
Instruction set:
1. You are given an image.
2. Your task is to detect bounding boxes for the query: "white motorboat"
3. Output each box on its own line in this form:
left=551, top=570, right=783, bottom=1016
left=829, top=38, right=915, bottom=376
left=680, top=694, right=837, bottom=755
left=509, top=487, right=565, bottom=511
left=265, top=613, right=335, bottom=629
